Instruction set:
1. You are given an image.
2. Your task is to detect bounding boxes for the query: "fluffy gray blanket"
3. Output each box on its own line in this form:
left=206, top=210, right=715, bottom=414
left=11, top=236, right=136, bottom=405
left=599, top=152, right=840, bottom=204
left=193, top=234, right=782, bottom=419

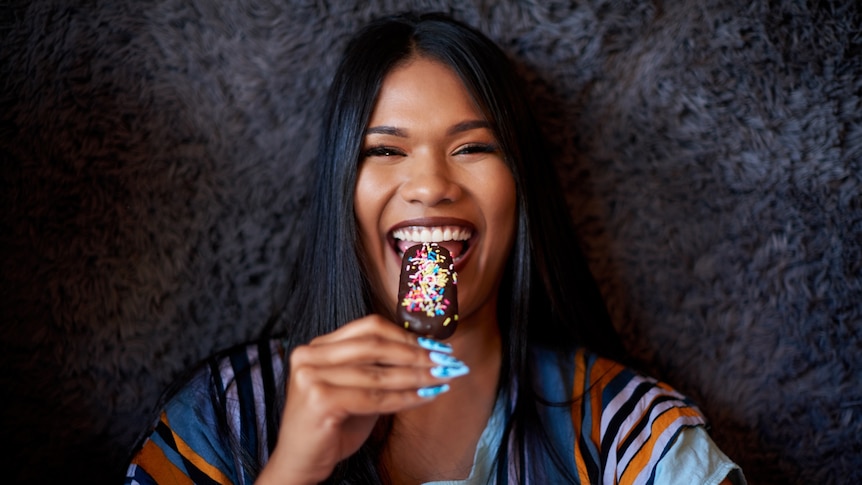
left=2, top=1, right=860, bottom=483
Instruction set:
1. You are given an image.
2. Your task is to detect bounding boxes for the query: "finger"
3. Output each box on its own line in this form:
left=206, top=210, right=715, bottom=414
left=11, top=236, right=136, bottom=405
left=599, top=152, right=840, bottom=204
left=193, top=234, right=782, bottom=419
left=289, top=365, right=451, bottom=417
left=307, top=315, right=455, bottom=362
left=308, top=380, right=452, bottom=415
left=309, top=361, right=469, bottom=390
left=309, top=314, right=417, bottom=346
left=293, top=333, right=447, bottom=369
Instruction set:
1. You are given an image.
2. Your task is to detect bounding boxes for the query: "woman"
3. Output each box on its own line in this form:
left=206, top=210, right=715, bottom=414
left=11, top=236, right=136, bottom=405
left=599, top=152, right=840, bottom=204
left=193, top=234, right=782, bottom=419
left=126, top=12, right=745, bottom=484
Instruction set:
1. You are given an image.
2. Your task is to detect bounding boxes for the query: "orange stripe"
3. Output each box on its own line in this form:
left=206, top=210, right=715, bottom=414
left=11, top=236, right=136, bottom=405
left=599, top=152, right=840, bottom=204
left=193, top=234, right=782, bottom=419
left=656, top=380, right=676, bottom=393
left=618, top=407, right=703, bottom=485
left=134, top=438, right=195, bottom=485
left=571, top=348, right=591, bottom=484
left=163, top=413, right=234, bottom=485
left=589, top=356, right=625, bottom=446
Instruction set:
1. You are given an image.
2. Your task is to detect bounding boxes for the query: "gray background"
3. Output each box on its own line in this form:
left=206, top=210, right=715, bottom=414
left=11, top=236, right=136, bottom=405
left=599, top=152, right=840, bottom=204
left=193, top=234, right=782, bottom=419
left=2, top=1, right=860, bottom=483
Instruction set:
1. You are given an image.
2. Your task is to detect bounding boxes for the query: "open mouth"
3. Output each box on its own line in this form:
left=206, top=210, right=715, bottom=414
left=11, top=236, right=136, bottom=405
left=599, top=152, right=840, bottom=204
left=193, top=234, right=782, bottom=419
left=391, top=225, right=473, bottom=261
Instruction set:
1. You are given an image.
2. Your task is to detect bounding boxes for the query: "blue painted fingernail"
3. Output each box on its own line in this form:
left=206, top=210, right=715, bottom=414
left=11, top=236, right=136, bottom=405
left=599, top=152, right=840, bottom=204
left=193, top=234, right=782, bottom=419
left=417, top=383, right=450, bottom=398
left=417, top=337, right=453, bottom=353
left=429, top=351, right=464, bottom=367
left=431, top=365, right=470, bottom=379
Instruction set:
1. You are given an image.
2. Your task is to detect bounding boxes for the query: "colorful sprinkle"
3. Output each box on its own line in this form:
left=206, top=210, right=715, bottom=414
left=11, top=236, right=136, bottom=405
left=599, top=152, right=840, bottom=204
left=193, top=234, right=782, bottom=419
left=400, top=244, right=456, bottom=318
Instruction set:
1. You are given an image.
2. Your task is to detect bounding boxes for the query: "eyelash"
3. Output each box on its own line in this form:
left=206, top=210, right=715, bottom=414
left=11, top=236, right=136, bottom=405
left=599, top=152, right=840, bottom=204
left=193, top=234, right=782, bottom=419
left=361, top=143, right=497, bottom=158
left=455, top=143, right=497, bottom=155
left=362, top=146, right=405, bottom=158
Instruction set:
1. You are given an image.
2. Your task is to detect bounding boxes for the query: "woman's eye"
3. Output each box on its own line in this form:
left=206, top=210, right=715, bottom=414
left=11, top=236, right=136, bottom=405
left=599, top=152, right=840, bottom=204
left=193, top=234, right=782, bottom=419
left=362, top=146, right=404, bottom=158
left=454, top=143, right=497, bottom=156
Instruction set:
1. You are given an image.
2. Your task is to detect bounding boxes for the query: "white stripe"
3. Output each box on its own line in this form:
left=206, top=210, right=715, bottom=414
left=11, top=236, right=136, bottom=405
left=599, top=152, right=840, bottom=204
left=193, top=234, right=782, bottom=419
left=600, top=377, right=652, bottom=437
left=217, top=351, right=244, bottom=463
left=126, top=463, right=139, bottom=483
left=600, top=376, right=690, bottom=485
left=600, top=376, right=654, bottom=483
left=222, top=342, right=285, bottom=483
left=631, top=415, right=704, bottom=485
left=615, top=399, right=695, bottom=476
left=246, top=345, right=269, bottom=464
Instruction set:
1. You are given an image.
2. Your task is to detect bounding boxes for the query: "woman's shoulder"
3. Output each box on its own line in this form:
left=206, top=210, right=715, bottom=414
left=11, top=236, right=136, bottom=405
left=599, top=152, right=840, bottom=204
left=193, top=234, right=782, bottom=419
left=206, top=337, right=287, bottom=394
left=163, top=338, right=287, bottom=415
left=529, top=345, right=719, bottom=484
left=125, top=338, right=287, bottom=484
left=531, top=345, right=703, bottom=414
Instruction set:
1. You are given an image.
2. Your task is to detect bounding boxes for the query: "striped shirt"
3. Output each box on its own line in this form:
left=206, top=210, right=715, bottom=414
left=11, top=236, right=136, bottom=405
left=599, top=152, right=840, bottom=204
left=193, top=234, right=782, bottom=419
left=529, top=347, right=729, bottom=484
left=125, top=340, right=740, bottom=484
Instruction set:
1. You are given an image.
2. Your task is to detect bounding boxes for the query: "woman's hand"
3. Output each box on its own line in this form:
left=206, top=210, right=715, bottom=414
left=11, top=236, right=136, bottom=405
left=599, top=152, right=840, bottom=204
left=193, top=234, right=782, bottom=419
left=255, top=315, right=468, bottom=485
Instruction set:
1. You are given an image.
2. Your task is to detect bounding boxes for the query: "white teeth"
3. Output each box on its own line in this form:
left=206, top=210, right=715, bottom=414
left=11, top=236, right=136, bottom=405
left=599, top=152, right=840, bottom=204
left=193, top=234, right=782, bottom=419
left=392, top=225, right=472, bottom=243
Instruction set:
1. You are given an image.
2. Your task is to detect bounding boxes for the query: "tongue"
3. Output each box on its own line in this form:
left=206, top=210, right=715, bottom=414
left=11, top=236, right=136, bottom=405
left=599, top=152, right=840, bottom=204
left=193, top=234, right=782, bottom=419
left=398, top=240, right=464, bottom=259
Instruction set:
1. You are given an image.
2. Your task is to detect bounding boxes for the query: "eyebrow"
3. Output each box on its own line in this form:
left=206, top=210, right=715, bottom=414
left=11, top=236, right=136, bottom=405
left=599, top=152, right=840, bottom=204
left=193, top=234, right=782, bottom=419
left=365, top=125, right=407, bottom=137
left=364, top=119, right=492, bottom=137
left=446, top=120, right=491, bottom=136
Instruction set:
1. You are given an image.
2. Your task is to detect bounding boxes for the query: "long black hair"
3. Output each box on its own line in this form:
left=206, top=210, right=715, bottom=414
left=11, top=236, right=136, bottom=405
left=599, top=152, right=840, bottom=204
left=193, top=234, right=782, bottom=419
left=280, top=11, right=626, bottom=483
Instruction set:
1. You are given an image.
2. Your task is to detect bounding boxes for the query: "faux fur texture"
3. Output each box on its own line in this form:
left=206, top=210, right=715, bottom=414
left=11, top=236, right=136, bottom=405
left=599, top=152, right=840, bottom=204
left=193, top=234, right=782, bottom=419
left=1, top=1, right=860, bottom=483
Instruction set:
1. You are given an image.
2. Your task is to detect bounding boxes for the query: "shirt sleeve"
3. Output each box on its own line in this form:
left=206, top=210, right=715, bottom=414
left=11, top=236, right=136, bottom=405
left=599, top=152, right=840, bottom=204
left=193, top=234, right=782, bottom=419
left=125, top=340, right=285, bottom=485
left=124, top=369, right=240, bottom=485
left=653, top=426, right=747, bottom=485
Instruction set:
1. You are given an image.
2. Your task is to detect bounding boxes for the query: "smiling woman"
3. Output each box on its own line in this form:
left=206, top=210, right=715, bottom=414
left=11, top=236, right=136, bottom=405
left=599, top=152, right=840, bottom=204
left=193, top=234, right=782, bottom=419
left=124, top=12, right=745, bottom=485
left=355, top=57, right=517, bottom=336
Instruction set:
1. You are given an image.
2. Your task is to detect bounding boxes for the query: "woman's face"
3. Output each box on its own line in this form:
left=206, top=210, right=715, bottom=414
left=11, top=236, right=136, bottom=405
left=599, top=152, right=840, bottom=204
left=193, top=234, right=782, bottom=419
left=354, top=57, right=517, bottom=326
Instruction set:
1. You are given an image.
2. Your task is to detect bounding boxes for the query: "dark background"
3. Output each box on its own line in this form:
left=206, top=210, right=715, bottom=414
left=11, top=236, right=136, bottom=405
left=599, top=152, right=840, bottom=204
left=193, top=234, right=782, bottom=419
left=2, top=1, right=860, bottom=483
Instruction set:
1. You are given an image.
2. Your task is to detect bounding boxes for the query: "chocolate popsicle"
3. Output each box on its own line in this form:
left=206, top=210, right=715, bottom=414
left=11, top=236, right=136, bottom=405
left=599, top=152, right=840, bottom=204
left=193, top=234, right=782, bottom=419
left=396, top=242, right=459, bottom=340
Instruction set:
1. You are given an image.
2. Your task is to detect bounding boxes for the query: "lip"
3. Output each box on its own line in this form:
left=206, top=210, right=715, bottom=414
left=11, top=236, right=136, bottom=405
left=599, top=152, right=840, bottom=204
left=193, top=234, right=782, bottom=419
left=387, top=217, right=476, bottom=271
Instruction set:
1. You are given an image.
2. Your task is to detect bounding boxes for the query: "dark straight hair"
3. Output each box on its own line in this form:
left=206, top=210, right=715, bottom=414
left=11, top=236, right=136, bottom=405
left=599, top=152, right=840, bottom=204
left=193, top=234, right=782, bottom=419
left=282, top=11, right=626, bottom=483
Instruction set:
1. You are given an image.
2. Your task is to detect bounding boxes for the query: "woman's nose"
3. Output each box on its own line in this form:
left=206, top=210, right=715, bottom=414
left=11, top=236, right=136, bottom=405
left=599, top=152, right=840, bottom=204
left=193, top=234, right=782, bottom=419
left=399, top=153, right=462, bottom=206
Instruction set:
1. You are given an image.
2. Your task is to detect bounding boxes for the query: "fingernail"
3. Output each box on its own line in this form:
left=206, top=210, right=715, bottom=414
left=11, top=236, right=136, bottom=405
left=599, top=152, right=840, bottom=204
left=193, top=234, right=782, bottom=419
left=431, top=365, right=470, bottom=379
left=417, top=337, right=453, bottom=353
left=417, top=383, right=450, bottom=398
left=429, top=351, right=464, bottom=367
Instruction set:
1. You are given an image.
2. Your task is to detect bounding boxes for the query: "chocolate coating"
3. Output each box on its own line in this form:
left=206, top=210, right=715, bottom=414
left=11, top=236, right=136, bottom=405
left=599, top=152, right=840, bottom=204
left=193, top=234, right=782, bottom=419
left=395, top=242, right=459, bottom=340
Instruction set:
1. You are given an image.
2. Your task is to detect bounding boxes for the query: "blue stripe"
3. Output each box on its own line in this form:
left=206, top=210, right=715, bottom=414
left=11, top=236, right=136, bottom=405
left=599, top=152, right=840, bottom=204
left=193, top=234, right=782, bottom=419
left=230, top=348, right=259, bottom=463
